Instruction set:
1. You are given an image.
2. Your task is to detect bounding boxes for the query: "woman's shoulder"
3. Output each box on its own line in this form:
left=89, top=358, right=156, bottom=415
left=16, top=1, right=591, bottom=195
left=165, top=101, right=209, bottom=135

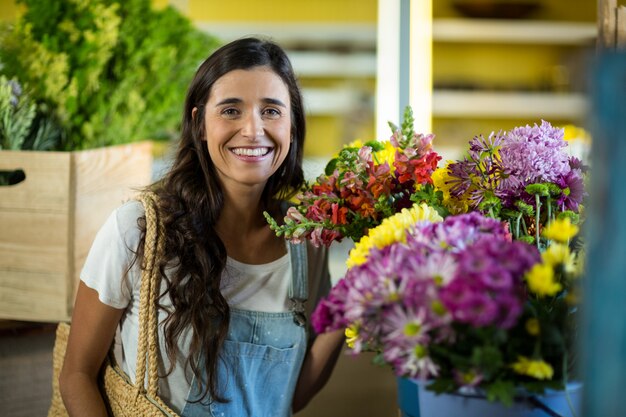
left=97, top=199, right=146, bottom=251
left=113, top=199, right=145, bottom=231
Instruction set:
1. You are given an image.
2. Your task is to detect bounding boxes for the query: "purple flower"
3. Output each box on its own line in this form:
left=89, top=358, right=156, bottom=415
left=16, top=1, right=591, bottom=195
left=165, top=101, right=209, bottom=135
left=468, top=131, right=504, bottom=161
left=382, top=334, right=440, bottom=379
left=497, top=121, right=571, bottom=201
left=410, top=212, right=510, bottom=253
left=446, top=159, right=476, bottom=197
left=507, top=120, right=566, bottom=149
left=496, top=293, right=525, bottom=329
left=445, top=120, right=587, bottom=216
left=311, top=278, right=350, bottom=333
left=557, top=169, right=586, bottom=211
left=439, top=238, right=538, bottom=329
left=453, top=369, right=484, bottom=387
left=312, top=210, right=542, bottom=384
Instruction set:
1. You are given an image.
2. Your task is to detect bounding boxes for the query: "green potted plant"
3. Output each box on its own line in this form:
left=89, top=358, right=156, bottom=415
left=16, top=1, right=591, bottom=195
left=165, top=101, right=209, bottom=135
left=0, top=0, right=219, bottom=322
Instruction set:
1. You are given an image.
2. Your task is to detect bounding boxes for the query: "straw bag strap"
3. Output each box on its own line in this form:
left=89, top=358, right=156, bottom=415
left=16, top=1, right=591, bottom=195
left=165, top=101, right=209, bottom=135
left=134, top=191, right=166, bottom=399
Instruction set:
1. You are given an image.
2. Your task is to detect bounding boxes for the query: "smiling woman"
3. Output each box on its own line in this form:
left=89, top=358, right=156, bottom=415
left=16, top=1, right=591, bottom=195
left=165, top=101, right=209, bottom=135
left=201, top=67, right=293, bottom=190
left=57, top=38, right=345, bottom=417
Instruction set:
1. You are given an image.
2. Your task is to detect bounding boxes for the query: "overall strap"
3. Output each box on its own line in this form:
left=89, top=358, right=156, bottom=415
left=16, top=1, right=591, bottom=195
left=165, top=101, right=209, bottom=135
left=288, top=241, right=308, bottom=327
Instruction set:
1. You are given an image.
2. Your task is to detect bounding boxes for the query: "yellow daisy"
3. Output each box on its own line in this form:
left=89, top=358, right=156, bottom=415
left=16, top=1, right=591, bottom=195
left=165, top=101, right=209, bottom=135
left=511, top=356, right=554, bottom=380
left=345, top=324, right=359, bottom=348
left=346, top=203, right=443, bottom=268
left=526, top=263, right=562, bottom=296
left=542, top=218, right=579, bottom=243
left=541, top=243, right=576, bottom=273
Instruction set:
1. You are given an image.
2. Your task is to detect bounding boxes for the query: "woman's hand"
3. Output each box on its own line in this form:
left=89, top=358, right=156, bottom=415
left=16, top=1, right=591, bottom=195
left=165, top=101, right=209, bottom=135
left=59, top=281, right=124, bottom=417
left=292, top=329, right=345, bottom=413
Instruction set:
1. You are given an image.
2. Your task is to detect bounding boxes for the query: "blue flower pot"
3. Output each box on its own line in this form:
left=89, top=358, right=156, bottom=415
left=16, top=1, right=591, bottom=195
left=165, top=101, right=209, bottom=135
left=397, top=378, right=582, bottom=417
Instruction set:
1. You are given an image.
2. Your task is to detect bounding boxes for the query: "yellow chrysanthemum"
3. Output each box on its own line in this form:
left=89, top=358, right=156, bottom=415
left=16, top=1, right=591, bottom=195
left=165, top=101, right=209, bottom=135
left=511, top=356, right=554, bottom=380
left=346, top=203, right=443, bottom=268
left=542, top=243, right=576, bottom=273
left=373, top=140, right=397, bottom=172
left=542, top=218, right=579, bottom=243
left=525, top=318, right=540, bottom=336
left=431, top=163, right=469, bottom=215
left=345, top=324, right=359, bottom=348
left=526, top=263, right=562, bottom=296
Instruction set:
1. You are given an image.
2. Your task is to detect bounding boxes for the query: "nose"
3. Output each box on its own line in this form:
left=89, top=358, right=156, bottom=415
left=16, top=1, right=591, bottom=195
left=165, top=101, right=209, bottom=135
left=241, top=112, right=264, bottom=140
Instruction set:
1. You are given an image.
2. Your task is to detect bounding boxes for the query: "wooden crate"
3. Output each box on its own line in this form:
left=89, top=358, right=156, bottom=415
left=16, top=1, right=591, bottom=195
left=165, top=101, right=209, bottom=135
left=0, top=142, right=153, bottom=322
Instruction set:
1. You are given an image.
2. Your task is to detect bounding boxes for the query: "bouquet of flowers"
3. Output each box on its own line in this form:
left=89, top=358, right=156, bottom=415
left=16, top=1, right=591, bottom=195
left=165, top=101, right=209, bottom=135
left=265, top=107, right=445, bottom=247
left=310, top=121, right=587, bottom=406
left=434, top=120, right=587, bottom=250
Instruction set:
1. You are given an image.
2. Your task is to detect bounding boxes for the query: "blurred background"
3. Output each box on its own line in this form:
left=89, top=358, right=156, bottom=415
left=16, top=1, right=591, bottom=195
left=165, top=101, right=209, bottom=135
left=0, top=0, right=598, bottom=416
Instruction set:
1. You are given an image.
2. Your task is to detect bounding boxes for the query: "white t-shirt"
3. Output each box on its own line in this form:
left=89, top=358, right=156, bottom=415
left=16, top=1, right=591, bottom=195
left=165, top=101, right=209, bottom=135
left=80, top=200, right=331, bottom=413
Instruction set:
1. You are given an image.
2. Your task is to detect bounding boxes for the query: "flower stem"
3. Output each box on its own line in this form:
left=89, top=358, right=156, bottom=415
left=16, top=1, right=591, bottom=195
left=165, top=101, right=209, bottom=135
left=535, top=194, right=541, bottom=249
left=547, top=194, right=552, bottom=224
left=563, top=351, right=578, bottom=417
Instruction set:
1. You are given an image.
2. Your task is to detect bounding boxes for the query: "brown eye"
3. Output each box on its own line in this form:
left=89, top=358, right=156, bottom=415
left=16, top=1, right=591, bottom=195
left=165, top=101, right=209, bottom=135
left=221, top=108, right=240, bottom=118
left=263, top=108, right=281, bottom=118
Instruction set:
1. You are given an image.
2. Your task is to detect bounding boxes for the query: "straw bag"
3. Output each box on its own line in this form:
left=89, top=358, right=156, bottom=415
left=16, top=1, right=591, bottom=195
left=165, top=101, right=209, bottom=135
left=48, top=192, right=179, bottom=417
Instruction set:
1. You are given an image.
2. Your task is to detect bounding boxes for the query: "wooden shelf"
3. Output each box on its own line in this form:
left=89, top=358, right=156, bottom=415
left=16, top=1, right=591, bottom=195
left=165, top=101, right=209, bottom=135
left=433, top=19, right=596, bottom=45
left=433, top=90, right=588, bottom=119
left=289, top=51, right=376, bottom=77
left=301, top=87, right=366, bottom=115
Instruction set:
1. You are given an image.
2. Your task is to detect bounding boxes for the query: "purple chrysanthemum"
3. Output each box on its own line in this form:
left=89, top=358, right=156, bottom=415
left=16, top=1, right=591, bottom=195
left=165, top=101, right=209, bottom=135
left=439, top=238, right=539, bottom=329
left=311, top=211, right=541, bottom=380
left=445, top=120, right=587, bottom=216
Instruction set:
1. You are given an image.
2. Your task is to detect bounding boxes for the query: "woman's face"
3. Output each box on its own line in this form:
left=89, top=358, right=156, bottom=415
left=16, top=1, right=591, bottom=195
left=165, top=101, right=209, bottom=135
left=200, top=66, right=292, bottom=192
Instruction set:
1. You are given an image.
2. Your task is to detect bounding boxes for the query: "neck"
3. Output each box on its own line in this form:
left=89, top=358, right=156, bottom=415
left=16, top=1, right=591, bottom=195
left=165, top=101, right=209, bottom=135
left=216, top=185, right=272, bottom=236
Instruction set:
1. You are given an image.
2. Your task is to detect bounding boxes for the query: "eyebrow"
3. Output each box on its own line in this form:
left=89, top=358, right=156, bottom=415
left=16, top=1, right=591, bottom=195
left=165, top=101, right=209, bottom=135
left=215, top=97, right=287, bottom=107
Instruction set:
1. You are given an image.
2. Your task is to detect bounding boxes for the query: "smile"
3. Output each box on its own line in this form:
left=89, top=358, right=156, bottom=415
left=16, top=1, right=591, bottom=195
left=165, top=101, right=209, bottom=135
left=230, top=147, right=273, bottom=157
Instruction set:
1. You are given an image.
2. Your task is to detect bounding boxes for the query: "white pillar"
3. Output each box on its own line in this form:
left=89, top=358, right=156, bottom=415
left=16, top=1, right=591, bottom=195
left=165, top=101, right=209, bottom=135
left=409, top=0, right=432, bottom=134
left=376, top=0, right=432, bottom=139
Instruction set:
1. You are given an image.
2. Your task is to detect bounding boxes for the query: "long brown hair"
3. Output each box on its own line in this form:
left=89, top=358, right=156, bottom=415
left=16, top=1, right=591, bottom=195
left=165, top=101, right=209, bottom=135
left=138, top=37, right=305, bottom=403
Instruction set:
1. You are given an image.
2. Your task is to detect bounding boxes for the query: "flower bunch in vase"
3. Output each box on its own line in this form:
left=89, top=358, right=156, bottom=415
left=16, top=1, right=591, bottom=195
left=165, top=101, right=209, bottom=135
left=264, top=107, right=446, bottom=247
left=309, top=120, right=587, bottom=407
left=437, top=121, right=588, bottom=401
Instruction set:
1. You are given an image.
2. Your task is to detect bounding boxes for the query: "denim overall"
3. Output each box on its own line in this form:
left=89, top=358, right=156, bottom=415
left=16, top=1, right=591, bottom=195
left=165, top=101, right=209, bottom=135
left=181, top=242, right=308, bottom=417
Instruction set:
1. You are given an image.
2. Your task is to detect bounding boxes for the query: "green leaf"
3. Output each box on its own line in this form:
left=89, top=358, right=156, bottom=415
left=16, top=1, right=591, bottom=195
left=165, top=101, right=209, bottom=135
left=485, top=380, right=515, bottom=406
left=425, top=378, right=457, bottom=395
left=325, top=158, right=339, bottom=176
left=364, top=139, right=385, bottom=152
left=471, top=345, right=503, bottom=378
left=371, top=352, right=387, bottom=367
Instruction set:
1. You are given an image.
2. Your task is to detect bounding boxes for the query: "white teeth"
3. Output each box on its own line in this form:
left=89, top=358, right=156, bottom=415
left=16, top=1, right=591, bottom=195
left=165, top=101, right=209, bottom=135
left=231, top=147, right=270, bottom=157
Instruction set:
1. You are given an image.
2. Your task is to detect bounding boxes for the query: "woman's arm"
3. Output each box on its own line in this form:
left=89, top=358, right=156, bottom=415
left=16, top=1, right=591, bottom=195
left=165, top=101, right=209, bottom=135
left=59, top=281, right=125, bottom=417
left=292, top=329, right=345, bottom=413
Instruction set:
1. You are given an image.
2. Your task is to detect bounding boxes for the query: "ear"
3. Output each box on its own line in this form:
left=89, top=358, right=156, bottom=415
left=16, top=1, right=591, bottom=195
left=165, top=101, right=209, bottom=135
left=191, top=107, right=207, bottom=141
